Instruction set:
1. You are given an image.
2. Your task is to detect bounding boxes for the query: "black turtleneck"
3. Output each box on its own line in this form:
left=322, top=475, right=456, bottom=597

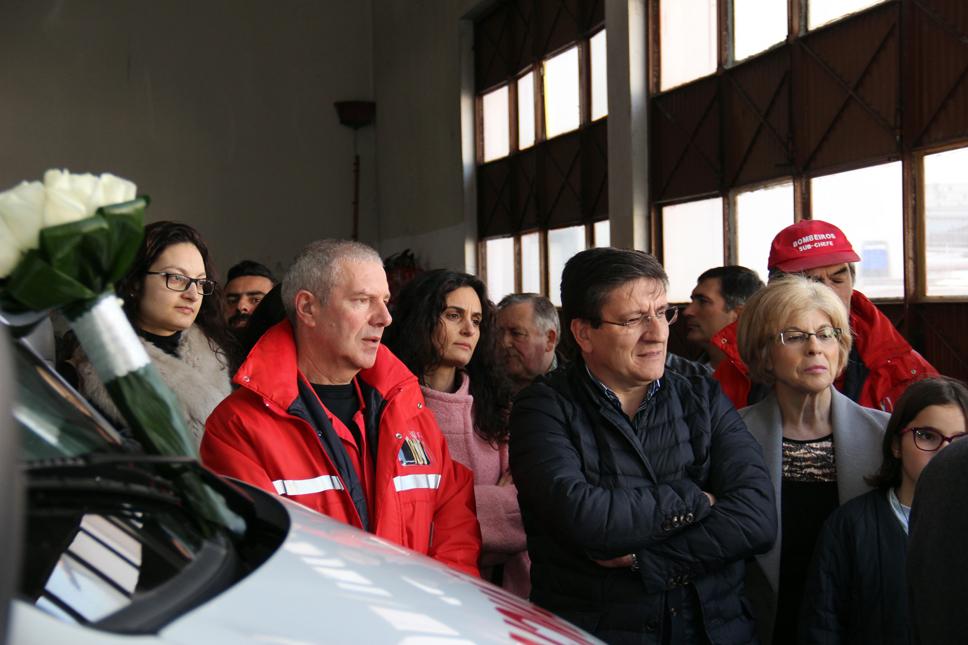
left=138, top=329, right=182, bottom=357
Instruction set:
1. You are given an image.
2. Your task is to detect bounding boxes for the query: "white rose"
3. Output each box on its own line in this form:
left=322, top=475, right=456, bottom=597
left=0, top=216, right=22, bottom=278
left=69, top=172, right=99, bottom=211
left=0, top=180, right=45, bottom=253
left=44, top=169, right=94, bottom=227
left=43, top=169, right=72, bottom=191
left=91, top=173, right=137, bottom=209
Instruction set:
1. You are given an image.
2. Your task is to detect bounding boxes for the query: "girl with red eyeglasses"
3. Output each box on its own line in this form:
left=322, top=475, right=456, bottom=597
left=799, top=377, right=968, bottom=645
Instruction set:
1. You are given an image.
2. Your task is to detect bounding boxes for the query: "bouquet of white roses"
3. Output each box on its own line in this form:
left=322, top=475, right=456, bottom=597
left=0, top=169, right=195, bottom=459
left=0, top=170, right=143, bottom=311
left=0, top=169, right=244, bottom=534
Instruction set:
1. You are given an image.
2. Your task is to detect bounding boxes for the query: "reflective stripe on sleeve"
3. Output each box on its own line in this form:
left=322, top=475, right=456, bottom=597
left=393, top=473, right=442, bottom=492
left=272, top=475, right=344, bottom=496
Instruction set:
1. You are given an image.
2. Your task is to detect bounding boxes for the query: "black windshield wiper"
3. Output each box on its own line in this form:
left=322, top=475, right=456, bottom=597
left=26, top=452, right=197, bottom=472
left=25, top=452, right=249, bottom=537
left=25, top=454, right=195, bottom=511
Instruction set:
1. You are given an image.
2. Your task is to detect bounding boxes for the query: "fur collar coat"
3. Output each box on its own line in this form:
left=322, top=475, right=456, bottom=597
left=76, top=325, right=232, bottom=448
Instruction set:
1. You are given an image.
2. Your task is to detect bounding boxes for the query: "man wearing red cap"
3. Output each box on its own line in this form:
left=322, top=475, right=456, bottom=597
left=714, top=219, right=937, bottom=412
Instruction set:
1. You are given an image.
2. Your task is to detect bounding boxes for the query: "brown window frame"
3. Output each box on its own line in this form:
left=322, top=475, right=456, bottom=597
left=649, top=0, right=968, bottom=305
left=476, top=16, right=609, bottom=299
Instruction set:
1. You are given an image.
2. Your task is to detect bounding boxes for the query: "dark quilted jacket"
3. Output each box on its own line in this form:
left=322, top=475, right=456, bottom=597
left=798, top=490, right=910, bottom=645
left=509, top=361, right=777, bottom=645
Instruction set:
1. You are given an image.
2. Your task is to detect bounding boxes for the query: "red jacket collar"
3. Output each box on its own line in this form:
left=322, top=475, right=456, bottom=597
left=235, top=320, right=420, bottom=409
left=849, top=290, right=914, bottom=363
left=711, top=320, right=747, bottom=373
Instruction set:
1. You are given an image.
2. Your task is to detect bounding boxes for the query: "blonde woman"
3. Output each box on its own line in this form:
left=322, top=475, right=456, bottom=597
left=736, top=274, right=889, bottom=644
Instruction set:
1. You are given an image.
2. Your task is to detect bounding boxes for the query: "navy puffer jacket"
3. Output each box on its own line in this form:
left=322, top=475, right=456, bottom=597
left=510, top=361, right=777, bottom=645
left=798, top=490, right=910, bottom=645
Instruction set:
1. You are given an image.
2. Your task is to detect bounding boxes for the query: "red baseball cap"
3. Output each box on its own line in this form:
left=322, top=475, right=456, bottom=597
left=767, top=219, right=861, bottom=272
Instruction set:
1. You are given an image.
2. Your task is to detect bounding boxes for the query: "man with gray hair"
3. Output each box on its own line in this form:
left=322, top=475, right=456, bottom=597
left=497, top=293, right=560, bottom=393
left=201, top=240, right=482, bottom=576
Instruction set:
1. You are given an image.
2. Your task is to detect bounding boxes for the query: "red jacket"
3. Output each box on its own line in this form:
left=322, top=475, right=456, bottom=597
left=710, top=322, right=752, bottom=411
left=710, top=291, right=938, bottom=412
left=846, top=291, right=939, bottom=412
left=200, top=321, right=482, bottom=577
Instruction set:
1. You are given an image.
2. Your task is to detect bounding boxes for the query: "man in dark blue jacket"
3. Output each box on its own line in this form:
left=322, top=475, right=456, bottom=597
left=510, top=248, right=777, bottom=645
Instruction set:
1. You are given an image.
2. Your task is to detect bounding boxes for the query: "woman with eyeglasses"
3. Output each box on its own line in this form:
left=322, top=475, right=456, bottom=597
left=735, top=274, right=889, bottom=645
left=797, top=376, right=968, bottom=645
left=75, top=221, right=236, bottom=448
left=382, top=270, right=525, bottom=595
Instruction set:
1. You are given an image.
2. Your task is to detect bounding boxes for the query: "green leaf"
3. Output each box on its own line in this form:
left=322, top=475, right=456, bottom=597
left=4, top=252, right=97, bottom=310
left=100, top=197, right=147, bottom=282
left=42, top=215, right=107, bottom=270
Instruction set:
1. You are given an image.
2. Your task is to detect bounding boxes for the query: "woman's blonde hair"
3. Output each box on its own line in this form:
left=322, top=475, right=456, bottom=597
left=737, top=274, right=852, bottom=386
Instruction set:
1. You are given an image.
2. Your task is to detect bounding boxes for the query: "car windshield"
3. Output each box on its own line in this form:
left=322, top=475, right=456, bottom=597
left=15, top=343, right=126, bottom=461
left=13, top=340, right=284, bottom=633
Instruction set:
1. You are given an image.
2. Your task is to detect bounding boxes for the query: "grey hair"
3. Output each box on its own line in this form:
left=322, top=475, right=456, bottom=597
left=282, top=239, right=382, bottom=320
left=497, top=292, right=561, bottom=343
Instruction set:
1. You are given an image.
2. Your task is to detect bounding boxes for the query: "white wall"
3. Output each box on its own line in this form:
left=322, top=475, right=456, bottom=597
left=372, top=0, right=485, bottom=272
left=0, top=0, right=375, bottom=279
left=1, top=0, right=627, bottom=279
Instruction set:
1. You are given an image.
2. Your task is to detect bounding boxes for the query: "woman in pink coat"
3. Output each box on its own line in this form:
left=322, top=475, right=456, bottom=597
left=383, top=270, right=528, bottom=597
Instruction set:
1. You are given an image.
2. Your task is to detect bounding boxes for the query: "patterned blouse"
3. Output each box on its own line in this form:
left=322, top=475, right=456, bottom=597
left=782, top=434, right=837, bottom=482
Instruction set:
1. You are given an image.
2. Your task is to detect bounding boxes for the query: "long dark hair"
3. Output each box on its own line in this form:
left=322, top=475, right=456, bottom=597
left=383, top=269, right=512, bottom=444
left=866, top=377, right=968, bottom=490
left=116, top=221, right=240, bottom=369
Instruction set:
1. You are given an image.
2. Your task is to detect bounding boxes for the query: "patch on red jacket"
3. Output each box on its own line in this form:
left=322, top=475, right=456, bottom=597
left=398, top=431, right=432, bottom=466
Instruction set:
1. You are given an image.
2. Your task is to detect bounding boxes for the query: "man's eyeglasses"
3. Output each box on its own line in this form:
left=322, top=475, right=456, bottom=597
left=598, top=306, right=679, bottom=331
left=899, top=426, right=968, bottom=452
left=146, top=271, right=216, bottom=296
left=777, top=326, right=842, bottom=345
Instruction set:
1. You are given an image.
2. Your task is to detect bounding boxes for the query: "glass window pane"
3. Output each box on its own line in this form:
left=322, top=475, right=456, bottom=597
left=808, top=0, right=887, bottom=30
left=482, top=85, right=509, bottom=162
left=735, top=181, right=795, bottom=283
left=521, top=231, right=542, bottom=293
left=517, top=73, right=535, bottom=150
left=594, top=219, right=610, bottom=248
left=660, top=0, right=717, bottom=91
left=733, top=0, right=787, bottom=62
left=923, top=147, right=968, bottom=297
left=810, top=162, right=903, bottom=299
left=590, top=30, right=608, bottom=121
left=663, top=198, right=725, bottom=302
left=485, top=237, right=515, bottom=303
left=548, top=225, right=586, bottom=306
left=544, top=47, right=580, bottom=139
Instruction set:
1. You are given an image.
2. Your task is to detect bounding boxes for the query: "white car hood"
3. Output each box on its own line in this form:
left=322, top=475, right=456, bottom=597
left=161, top=497, right=599, bottom=645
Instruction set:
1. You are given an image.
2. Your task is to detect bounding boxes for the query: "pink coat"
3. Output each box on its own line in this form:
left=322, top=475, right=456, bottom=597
left=421, top=373, right=531, bottom=598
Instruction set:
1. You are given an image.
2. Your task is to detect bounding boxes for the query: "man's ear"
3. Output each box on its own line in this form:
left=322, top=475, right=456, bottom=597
left=571, top=318, right=593, bottom=354
left=293, top=290, right=318, bottom=327
left=544, top=328, right=558, bottom=353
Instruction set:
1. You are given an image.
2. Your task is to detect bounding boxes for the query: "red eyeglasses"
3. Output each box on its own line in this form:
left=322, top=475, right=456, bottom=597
left=899, top=426, right=968, bottom=452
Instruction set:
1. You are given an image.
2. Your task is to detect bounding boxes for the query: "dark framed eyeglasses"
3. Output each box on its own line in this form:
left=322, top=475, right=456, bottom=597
left=777, top=326, right=842, bottom=345
left=899, top=426, right=968, bottom=452
left=145, top=271, right=216, bottom=296
left=598, top=306, right=679, bottom=331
